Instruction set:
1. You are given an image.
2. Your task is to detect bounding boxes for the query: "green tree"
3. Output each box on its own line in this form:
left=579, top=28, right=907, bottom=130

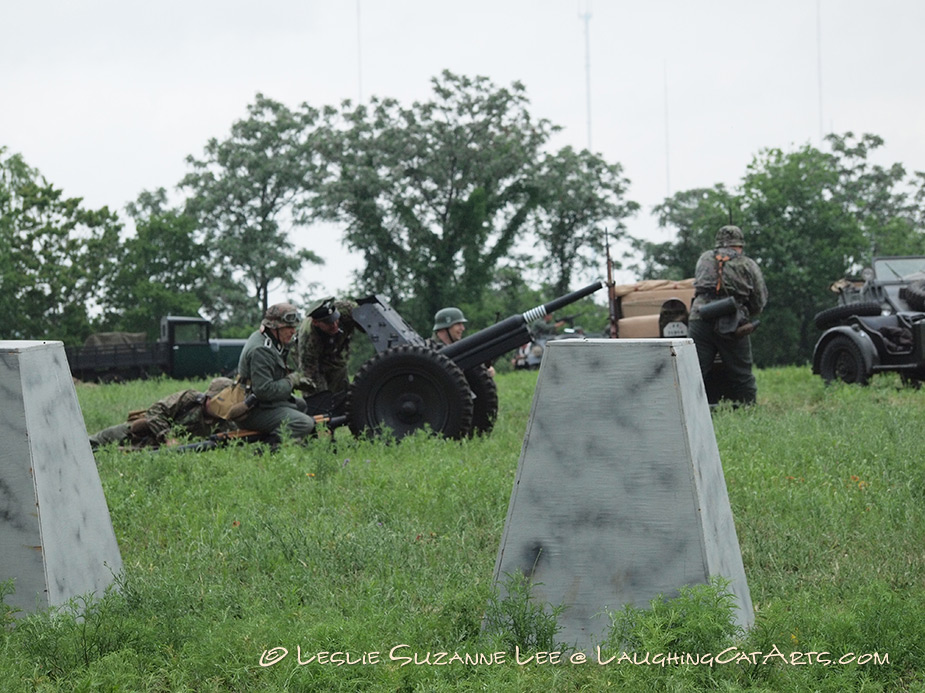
left=0, top=148, right=121, bottom=343
left=181, top=94, right=323, bottom=327
left=531, top=146, right=639, bottom=295
left=311, top=71, right=557, bottom=328
left=99, top=188, right=210, bottom=338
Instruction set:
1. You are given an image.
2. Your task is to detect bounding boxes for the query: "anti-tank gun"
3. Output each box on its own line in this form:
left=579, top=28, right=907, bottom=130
left=342, top=281, right=603, bottom=440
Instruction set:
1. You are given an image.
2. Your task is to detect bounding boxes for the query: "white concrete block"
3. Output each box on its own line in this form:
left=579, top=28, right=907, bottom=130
left=0, top=341, right=122, bottom=614
left=492, top=338, right=752, bottom=650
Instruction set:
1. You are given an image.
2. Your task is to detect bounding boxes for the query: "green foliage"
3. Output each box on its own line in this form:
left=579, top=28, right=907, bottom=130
left=483, top=572, right=566, bottom=653
left=0, top=147, right=122, bottom=344
left=310, top=71, right=631, bottom=330
left=99, top=189, right=208, bottom=338
left=530, top=145, right=639, bottom=295
left=606, top=577, right=743, bottom=654
left=181, top=93, right=324, bottom=327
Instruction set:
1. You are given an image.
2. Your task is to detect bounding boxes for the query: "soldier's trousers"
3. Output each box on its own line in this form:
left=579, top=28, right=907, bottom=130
left=89, top=422, right=132, bottom=450
left=688, top=319, right=757, bottom=405
left=238, top=400, right=316, bottom=442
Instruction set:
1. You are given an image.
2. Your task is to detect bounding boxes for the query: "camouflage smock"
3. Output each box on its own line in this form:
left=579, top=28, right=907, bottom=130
left=296, top=299, right=358, bottom=395
left=690, top=246, right=768, bottom=320
left=144, top=389, right=235, bottom=442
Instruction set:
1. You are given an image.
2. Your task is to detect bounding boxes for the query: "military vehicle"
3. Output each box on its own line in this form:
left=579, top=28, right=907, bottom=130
left=812, top=256, right=925, bottom=385
left=511, top=279, right=695, bottom=370
left=66, top=316, right=245, bottom=382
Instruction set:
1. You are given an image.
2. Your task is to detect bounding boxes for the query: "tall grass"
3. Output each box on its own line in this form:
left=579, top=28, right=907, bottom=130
left=1, top=368, right=923, bottom=691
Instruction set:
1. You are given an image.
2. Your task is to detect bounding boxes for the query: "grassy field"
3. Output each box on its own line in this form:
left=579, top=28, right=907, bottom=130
left=2, top=367, right=924, bottom=691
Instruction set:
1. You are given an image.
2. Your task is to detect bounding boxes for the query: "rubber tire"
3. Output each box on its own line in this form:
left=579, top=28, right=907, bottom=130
left=818, top=335, right=870, bottom=385
left=465, top=366, right=499, bottom=436
left=902, top=280, right=925, bottom=311
left=814, top=302, right=882, bottom=330
left=346, top=345, right=474, bottom=440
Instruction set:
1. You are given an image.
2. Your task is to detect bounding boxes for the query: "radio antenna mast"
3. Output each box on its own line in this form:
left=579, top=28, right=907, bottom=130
left=578, top=1, right=592, bottom=150
left=356, top=0, right=364, bottom=103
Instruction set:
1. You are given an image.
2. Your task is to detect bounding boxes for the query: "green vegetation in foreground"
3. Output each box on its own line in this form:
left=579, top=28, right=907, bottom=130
left=1, top=368, right=924, bottom=691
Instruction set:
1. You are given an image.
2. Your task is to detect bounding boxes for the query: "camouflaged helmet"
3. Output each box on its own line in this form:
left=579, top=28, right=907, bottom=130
left=715, top=225, right=745, bottom=248
left=433, top=307, right=468, bottom=332
left=206, top=377, right=233, bottom=399
left=261, top=302, right=301, bottom=329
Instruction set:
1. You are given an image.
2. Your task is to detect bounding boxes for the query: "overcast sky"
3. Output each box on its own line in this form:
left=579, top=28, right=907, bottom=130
left=3, top=0, right=924, bottom=300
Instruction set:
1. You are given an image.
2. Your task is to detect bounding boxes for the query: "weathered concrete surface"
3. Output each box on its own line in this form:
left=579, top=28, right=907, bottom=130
left=492, top=338, right=752, bottom=651
left=0, top=341, right=122, bottom=614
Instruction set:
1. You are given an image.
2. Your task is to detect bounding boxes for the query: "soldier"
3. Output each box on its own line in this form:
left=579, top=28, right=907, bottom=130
left=689, top=225, right=768, bottom=405
left=89, top=377, right=237, bottom=450
left=428, top=307, right=495, bottom=378
left=429, top=306, right=468, bottom=347
left=297, top=296, right=359, bottom=398
left=236, top=302, right=316, bottom=442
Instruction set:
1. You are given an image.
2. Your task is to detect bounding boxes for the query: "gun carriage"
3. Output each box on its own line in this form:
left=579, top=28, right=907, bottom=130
left=338, top=281, right=603, bottom=440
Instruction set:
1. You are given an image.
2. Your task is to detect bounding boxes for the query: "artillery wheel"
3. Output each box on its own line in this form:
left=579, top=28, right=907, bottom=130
left=346, top=345, right=474, bottom=440
left=818, top=335, right=869, bottom=385
left=465, top=366, right=498, bottom=436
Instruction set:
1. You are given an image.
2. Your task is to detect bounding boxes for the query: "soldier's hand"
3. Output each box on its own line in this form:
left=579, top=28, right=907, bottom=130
left=734, top=320, right=760, bottom=339
left=286, top=371, right=303, bottom=388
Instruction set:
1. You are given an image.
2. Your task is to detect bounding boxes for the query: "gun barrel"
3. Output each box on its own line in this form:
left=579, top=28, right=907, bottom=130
left=523, top=281, right=604, bottom=323
left=441, top=281, right=603, bottom=372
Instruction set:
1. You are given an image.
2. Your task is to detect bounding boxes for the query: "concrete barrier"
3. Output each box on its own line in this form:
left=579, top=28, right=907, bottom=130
left=0, top=341, right=122, bottom=614
left=492, top=338, right=752, bottom=651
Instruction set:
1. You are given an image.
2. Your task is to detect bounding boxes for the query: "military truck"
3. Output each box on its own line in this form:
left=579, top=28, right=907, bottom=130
left=66, top=315, right=246, bottom=382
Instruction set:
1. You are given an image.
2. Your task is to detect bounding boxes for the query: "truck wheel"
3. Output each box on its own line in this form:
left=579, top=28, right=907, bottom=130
left=465, top=366, right=498, bottom=436
left=346, top=345, right=474, bottom=440
left=818, top=335, right=870, bottom=384
left=814, top=302, right=882, bottom=330
left=902, top=280, right=925, bottom=311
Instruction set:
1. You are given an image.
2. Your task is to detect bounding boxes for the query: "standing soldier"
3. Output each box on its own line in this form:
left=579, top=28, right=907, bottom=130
left=236, top=302, right=316, bottom=443
left=689, top=225, right=768, bottom=405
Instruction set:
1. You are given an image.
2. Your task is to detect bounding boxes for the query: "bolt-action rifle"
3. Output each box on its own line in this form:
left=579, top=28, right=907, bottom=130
left=605, top=229, right=618, bottom=338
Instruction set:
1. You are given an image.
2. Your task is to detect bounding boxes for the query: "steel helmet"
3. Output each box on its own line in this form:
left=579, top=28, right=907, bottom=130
left=433, top=307, right=468, bottom=332
left=715, top=225, right=745, bottom=248
left=261, top=302, right=301, bottom=329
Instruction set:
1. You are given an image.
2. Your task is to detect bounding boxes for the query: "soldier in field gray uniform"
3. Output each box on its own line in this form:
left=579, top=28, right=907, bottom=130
left=689, top=225, right=768, bottom=405
left=236, top=302, right=316, bottom=443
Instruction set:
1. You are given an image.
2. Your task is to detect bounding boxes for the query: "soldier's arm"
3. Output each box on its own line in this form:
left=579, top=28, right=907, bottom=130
left=249, top=348, right=297, bottom=403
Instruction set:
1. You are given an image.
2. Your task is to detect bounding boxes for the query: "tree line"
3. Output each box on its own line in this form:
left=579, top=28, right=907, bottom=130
left=2, top=70, right=923, bottom=365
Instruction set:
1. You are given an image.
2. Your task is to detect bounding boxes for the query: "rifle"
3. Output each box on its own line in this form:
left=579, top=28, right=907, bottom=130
left=168, top=414, right=349, bottom=453
left=605, top=228, right=618, bottom=338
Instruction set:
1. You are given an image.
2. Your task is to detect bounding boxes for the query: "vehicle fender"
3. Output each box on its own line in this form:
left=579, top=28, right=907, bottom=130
left=811, top=325, right=879, bottom=375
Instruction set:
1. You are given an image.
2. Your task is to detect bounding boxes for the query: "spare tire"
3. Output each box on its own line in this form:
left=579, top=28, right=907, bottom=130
left=814, top=302, right=882, bottom=330
left=902, top=279, right=925, bottom=311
